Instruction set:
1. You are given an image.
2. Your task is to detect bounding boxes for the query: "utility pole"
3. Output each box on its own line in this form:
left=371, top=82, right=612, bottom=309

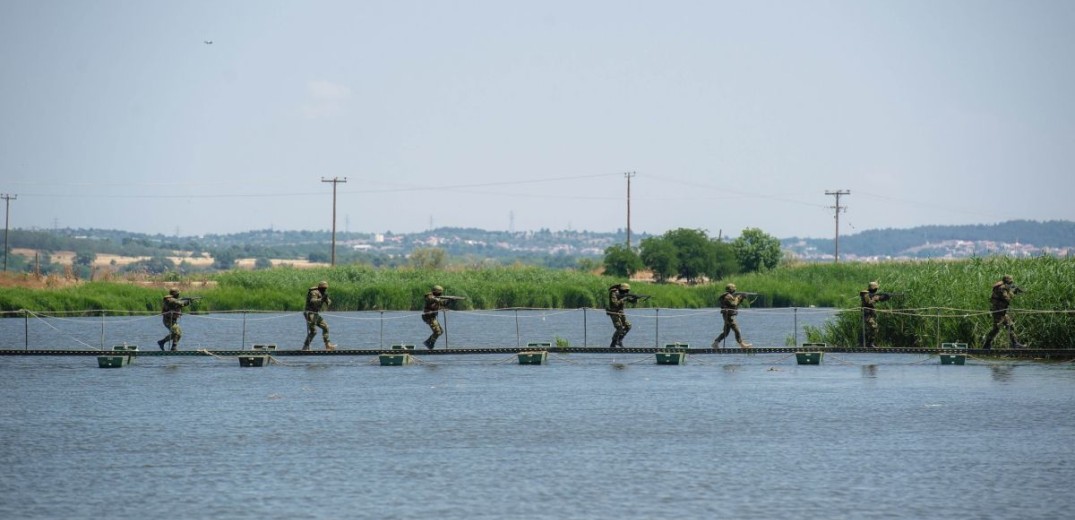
left=321, top=177, right=347, bottom=266
left=825, top=189, right=850, bottom=263
left=2, top=194, right=14, bottom=272
left=624, top=171, right=636, bottom=248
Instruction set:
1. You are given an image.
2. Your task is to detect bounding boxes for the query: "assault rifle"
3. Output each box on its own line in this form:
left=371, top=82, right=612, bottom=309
left=624, top=294, right=652, bottom=303
left=438, top=295, right=467, bottom=302
left=733, top=292, right=759, bottom=297
left=182, top=296, right=203, bottom=304
left=875, top=292, right=904, bottom=301
left=1009, top=285, right=1025, bottom=294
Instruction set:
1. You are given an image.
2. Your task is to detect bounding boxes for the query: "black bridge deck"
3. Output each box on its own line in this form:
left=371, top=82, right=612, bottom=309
left=1, top=347, right=1072, bottom=359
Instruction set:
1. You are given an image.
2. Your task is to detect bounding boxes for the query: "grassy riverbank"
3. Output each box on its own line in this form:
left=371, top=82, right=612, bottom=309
left=2, top=257, right=1072, bottom=347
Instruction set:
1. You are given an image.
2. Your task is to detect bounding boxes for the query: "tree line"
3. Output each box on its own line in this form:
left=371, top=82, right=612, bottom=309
left=602, top=227, right=782, bottom=282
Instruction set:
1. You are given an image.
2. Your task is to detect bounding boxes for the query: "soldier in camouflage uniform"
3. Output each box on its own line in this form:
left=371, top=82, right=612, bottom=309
left=713, top=283, right=752, bottom=348
left=422, top=285, right=447, bottom=349
left=859, top=281, right=890, bottom=348
left=303, top=281, right=336, bottom=351
left=158, top=288, right=190, bottom=351
left=984, top=275, right=1025, bottom=349
left=606, top=283, right=634, bottom=348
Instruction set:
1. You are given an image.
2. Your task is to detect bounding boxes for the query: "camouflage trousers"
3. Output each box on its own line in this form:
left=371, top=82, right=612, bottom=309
left=304, top=311, right=330, bottom=346
left=423, top=312, right=442, bottom=341
left=863, top=313, right=879, bottom=347
left=984, top=309, right=1018, bottom=347
left=161, top=317, right=182, bottom=345
left=715, top=312, right=743, bottom=344
left=607, top=311, right=632, bottom=343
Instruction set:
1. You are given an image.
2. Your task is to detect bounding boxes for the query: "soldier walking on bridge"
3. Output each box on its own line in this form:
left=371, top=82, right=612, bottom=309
left=606, top=283, right=637, bottom=348
left=860, top=281, right=891, bottom=348
left=984, top=275, right=1025, bottom=349
left=302, top=281, right=336, bottom=351
left=158, top=288, right=191, bottom=351
left=422, top=285, right=453, bottom=349
left=713, top=283, right=752, bottom=348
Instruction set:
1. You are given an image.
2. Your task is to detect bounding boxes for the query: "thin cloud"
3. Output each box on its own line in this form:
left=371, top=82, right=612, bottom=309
left=300, top=80, right=351, bottom=119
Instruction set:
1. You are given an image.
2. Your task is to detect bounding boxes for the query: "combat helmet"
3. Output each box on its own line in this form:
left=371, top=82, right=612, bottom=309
left=169, top=288, right=180, bottom=297
left=432, top=285, right=444, bottom=295
left=868, top=281, right=879, bottom=291
left=619, top=283, right=630, bottom=291
left=318, top=281, right=329, bottom=289
left=726, top=283, right=737, bottom=293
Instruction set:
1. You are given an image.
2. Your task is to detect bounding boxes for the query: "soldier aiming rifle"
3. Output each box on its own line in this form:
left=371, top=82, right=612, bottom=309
left=158, top=288, right=196, bottom=351
left=859, top=281, right=903, bottom=348
left=712, top=283, right=753, bottom=348
left=302, top=281, right=336, bottom=351
left=606, top=282, right=646, bottom=348
left=423, top=285, right=466, bottom=349
left=983, top=275, right=1025, bottom=349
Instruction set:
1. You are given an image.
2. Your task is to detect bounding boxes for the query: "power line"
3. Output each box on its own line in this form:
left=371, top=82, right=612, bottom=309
left=646, top=174, right=828, bottom=209
left=10, top=172, right=626, bottom=200
left=854, top=190, right=1006, bottom=221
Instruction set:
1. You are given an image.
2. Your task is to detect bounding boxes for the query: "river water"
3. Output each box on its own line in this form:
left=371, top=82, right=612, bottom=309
left=2, top=309, right=1074, bottom=519
left=1, top=307, right=840, bottom=351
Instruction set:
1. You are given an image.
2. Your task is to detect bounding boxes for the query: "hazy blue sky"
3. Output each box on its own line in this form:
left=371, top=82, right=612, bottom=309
left=2, top=0, right=1073, bottom=239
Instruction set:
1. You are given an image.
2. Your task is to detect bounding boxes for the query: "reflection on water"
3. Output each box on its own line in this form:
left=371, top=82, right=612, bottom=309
left=990, top=364, right=1016, bottom=382
left=1, top=351, right=1074, bottom=519
left=861, top=364, right=878, bottom=378
left=4, top=309, right=1075, bottom=519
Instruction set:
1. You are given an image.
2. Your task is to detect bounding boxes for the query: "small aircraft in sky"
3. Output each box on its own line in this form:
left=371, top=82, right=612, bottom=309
left=203, top=40, right=213, bottom=45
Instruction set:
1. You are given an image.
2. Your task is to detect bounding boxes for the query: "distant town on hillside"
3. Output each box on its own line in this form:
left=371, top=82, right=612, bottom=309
left=2, top=219, right=1072, bottom=276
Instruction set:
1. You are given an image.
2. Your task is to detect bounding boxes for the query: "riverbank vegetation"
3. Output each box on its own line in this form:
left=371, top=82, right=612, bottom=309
left=1, top=256, right=1072, bottom=347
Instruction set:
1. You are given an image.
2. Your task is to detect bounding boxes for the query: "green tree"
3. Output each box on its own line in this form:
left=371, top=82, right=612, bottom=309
left=254, top=257, right=273, bottom=270
left=122, top=255, right=176, bottom=275
left=639, top=236, right=677, bottom=283
left=26, top=251, right=57, bottom=275
left=73, top=250, right=96, bottom=268
left=732, top=228, right=783, bottom=272
left=666, top=228, right=715, bottom=283
left=602, top=244, right=643, bottom=277
left=576, top=257, right=601, bottom=273
left=409, top=247, right=447, bottom=270
left=212, top=248, right=238, bottom=270
left=709, top=239, right=740, bottom=280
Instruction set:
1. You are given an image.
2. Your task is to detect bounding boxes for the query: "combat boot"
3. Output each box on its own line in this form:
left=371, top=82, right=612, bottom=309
left=157, top=339, right=167, bottom=351
left=325, top=343, right=337, bottom=351
left=301, top=344, right=311, bottom=351
left=424, top=338, right=435, bottom=350
left=738, top=341, right=753, bottom=348
left=170, top=343, right=178, bottom=351
left=711, top=338, right=721, bottom=349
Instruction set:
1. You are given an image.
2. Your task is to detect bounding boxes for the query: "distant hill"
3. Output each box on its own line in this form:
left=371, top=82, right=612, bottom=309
left=782, top=220, right=1075, bottom=259
left=6, top=220, right=1071, bottom=273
